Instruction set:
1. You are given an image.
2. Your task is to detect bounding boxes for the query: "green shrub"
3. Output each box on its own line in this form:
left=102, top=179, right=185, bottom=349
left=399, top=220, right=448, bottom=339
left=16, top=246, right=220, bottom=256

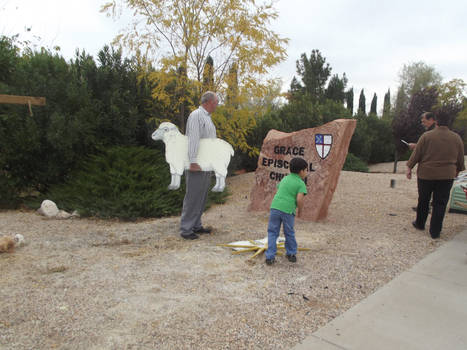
left=35, top=146, right=229, bottom=219
left=0, top=172, right=21, bottom=209
left=342, top=153, right=369, bottom=172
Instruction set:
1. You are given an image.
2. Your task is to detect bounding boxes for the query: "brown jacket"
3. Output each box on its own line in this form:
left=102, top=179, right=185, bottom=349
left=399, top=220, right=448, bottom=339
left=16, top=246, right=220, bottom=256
left=407, top=126, right=465, bottom=180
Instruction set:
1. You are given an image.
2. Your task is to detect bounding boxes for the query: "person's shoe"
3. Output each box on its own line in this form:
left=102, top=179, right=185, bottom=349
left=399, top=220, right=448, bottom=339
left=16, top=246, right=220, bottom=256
left=265, top=258, right=275, bottom=265
left=193, top=226, right=212, bottom=234
left=286, top=254, right=297, bottom=263
left=412, top=221, right=424, bottom=230
left=180, top=232, right=199, bottom=240
left=430, top=231, right=440, bottom=239
left=412, top=206, right=431, bottom=213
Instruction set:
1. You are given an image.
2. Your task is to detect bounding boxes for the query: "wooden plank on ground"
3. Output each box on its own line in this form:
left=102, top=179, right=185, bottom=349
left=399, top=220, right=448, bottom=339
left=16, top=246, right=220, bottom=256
left=0, top=94, right=46, bottom=106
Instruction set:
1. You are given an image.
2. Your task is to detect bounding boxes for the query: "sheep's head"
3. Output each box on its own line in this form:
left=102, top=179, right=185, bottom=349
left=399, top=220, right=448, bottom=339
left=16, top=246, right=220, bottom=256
left=152, top=122, right=180, bottom=141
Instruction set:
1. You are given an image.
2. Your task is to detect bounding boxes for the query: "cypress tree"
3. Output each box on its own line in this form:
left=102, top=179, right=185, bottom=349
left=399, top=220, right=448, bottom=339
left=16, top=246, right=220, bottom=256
left=345, top=87, right=354, bottom=115
left=226, top=62, right=239, bottom=108
left=358, top=89, right=366, bottom=115
left=370, top=93, right=377, bottom=115
left=202, top=55, right=214, bottom=92
left=382, top=89, right=391, bottom=119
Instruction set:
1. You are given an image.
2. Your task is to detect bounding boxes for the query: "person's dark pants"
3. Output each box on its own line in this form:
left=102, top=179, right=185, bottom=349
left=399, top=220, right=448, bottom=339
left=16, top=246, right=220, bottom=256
left=180, top=171, right=211, bottom=235
left=415, top=178, right=454, bottom=237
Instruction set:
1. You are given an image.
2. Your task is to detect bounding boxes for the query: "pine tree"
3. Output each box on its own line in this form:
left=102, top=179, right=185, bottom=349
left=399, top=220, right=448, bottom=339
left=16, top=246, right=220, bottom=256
left=325, top=73, right=348, bottom=103
left=292, top=49, right=331, bottom=102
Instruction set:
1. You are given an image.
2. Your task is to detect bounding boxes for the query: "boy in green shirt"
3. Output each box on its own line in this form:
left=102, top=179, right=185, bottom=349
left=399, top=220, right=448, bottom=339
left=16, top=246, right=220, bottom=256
left=265, top=157, right=308, bottom=265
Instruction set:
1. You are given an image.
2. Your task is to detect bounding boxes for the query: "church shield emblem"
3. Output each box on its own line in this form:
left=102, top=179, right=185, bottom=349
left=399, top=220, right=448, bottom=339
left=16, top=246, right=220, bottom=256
left=315, top=134, right=333, bottom=159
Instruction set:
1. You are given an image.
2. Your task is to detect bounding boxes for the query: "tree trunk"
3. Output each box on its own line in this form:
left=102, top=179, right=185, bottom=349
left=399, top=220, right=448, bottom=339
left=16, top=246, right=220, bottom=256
left=177, top=65, right=187, bottom=133
left=179, top=103, right=185, bottom=134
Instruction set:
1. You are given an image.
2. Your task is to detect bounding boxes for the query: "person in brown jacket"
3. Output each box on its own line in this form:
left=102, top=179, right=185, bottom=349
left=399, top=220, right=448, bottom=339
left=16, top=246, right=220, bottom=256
left=406, top=110, right=465, bottom=239
left=408, top=112, right=437, bottom=150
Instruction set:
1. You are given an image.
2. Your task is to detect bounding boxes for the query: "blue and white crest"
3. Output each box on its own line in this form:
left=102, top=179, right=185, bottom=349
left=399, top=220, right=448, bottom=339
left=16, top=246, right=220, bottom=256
left=315, top=134, right=333, bottom=159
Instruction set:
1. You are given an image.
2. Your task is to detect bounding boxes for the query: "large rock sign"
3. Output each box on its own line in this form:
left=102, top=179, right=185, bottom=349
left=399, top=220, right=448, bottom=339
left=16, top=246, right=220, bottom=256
left=248, top=119, right=357, bottom=221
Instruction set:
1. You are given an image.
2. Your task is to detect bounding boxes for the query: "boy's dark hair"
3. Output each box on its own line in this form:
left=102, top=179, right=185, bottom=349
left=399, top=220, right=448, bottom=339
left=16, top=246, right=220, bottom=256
left=290, top=157, right=308, bottom=173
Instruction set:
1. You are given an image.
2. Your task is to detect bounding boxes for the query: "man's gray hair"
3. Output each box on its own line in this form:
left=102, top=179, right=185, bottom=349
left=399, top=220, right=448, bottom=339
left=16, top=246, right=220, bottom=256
left=201, top=91, right=217, bottom=104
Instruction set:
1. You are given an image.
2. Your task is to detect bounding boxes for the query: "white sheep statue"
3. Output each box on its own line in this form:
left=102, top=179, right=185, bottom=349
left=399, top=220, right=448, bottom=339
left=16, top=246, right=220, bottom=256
left=152, top=122, right=234, bottom=192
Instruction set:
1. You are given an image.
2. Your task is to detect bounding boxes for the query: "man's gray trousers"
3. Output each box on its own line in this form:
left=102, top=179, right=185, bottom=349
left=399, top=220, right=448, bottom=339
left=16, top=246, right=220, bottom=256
left=180, top=170, right=211, bottom=235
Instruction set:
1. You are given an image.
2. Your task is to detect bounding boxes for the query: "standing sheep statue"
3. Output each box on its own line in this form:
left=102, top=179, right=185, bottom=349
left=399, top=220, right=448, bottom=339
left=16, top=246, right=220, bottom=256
left=152, top=122, right=234, bottom=192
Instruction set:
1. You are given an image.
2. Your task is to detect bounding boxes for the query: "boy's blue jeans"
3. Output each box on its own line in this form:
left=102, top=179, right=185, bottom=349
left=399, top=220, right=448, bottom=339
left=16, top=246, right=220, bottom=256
left=265, top=208, right=297, bottom=260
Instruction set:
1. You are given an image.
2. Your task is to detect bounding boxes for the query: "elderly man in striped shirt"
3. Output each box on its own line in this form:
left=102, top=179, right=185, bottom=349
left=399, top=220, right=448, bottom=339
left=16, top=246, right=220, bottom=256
left=180, top=91, right=219, bottom=240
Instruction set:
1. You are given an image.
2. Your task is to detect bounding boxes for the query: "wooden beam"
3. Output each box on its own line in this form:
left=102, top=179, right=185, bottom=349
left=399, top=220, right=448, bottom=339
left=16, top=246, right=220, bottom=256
left=0, top=94, right=46, bottom=106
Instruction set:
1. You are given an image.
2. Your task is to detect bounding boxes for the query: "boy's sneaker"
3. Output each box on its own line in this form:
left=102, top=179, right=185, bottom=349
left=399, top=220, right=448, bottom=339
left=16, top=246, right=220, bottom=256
left=286, top=254, right=297, bottom=263
left=265, top=258, right=275, bottom=265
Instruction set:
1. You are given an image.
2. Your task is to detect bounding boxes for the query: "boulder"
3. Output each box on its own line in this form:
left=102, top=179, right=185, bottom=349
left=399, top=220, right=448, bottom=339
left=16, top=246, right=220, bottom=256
left=248, top=119, right=356, bottom=221
left=37, top=200, right=77, bottom=219
left=37, top=200, right=59, bottom=218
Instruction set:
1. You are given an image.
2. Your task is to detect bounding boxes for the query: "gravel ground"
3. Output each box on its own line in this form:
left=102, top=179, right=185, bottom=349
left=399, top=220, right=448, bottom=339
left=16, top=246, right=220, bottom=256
left=1, top=162, right=466, bottom=349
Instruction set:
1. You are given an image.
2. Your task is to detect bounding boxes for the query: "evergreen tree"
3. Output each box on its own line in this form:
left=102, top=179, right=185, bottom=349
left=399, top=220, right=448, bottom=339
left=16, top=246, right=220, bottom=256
left=358, top=89, right=366, bottom=115
left=325, top=73, right=348, bottom=103
left=393, top=84, right=409, bottom=122
left=382, top=89, right=391, bottom=119
left=202, top=55, right=214, bottom=92
left=291, top=49, right=331, bottom=102
left=345, top=87, right=354, bottom=115
left=370, top=93, right=377, bottom=115
left=226, top=62, right=239, bottom=108
left=0, top=40, right=156, bottom=196
left=288, top=77, right=302, bottom=101
left=0, top=36, right=19, bottom=89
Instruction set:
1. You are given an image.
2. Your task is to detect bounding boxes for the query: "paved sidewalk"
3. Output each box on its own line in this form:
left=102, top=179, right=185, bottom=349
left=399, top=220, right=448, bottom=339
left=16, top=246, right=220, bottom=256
left=293, top=226, right=467, bottom=350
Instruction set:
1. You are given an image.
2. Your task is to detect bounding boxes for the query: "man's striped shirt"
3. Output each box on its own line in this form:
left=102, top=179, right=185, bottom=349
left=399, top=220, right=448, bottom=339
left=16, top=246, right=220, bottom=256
left=186, top=106, right=217, bottom=163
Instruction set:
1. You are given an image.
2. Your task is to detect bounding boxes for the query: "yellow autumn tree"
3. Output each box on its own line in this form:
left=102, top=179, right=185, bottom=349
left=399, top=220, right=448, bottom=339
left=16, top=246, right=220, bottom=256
left=101, top=0, right=288, bottom=143
left=436, top=79, right=467, bottom=149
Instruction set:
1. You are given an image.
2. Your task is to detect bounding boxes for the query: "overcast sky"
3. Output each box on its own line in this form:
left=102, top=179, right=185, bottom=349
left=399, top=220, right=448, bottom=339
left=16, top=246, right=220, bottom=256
left=1, top=0, right=466, bottom=114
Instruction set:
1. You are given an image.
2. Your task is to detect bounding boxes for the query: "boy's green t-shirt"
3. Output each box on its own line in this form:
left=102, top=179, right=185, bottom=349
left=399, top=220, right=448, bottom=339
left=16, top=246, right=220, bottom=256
left=270, top=173, right=307, bottom=214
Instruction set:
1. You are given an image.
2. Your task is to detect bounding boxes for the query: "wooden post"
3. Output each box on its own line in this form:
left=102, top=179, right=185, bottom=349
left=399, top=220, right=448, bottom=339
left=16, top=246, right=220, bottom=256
left=0, top=94, right=46, bottom=106
left=0, top=94, right=46, bottom=116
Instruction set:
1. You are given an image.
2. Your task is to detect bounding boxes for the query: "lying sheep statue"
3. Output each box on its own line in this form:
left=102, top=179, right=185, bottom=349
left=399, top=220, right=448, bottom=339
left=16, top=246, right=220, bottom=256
left=152, top=122, right=234, bottom=192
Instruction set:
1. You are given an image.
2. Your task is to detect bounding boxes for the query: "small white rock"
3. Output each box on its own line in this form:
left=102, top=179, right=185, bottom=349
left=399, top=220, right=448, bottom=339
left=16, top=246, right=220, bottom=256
left=14, top=234, right=25, bottom=247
